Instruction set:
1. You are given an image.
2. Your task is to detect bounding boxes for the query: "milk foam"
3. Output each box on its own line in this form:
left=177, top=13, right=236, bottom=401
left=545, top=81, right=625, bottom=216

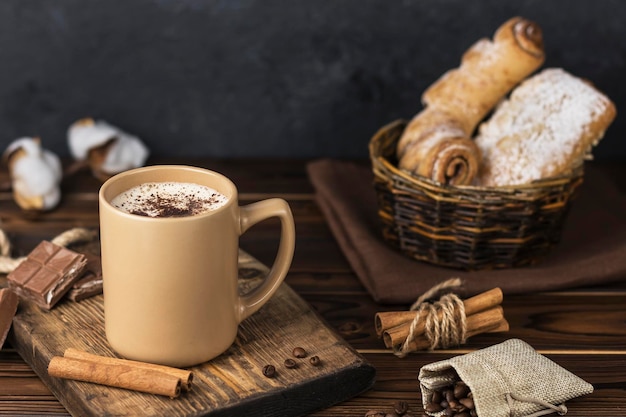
left=111, top=182, right=228, bottom=217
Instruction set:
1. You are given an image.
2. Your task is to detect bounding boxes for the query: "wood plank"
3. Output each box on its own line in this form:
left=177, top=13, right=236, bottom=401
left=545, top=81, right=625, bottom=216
left=2, top=159, right=625, bottom=416
left=3, top=349, right=625, bottom=417
left=9, top=251, right=375, bottom=417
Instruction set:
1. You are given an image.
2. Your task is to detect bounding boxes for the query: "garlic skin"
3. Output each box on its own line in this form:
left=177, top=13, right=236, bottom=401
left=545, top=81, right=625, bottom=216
left=3, top=137, right=62, bottom=211
left=67, top=119, right=149, bottom=180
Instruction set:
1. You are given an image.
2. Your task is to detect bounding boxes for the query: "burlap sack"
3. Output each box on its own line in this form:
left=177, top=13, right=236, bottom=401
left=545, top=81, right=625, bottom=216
left=418, top=339, right=593, bottom=417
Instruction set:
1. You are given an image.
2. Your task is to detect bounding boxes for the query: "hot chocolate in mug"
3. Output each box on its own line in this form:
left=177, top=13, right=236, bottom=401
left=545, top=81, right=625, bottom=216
left=99, top=165, right=296, bottom=367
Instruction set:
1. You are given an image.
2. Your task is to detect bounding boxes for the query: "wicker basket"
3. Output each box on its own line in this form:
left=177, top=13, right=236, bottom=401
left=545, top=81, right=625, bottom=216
left=369, top=120, right=584, bottom=270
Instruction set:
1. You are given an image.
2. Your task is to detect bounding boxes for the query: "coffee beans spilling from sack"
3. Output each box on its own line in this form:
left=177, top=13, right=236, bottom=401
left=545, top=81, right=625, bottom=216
left=419, top=339, right=594, bottom=417
left=424, top=377, right=476, bottom=417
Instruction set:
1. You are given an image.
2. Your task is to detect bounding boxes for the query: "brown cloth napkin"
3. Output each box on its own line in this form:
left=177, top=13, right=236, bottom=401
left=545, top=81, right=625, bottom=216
left=307, top=159, right=626, bottom=304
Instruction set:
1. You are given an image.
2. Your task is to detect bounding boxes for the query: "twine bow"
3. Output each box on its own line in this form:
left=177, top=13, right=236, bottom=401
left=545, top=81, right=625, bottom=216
left=395, top=277, right=467, bottom=357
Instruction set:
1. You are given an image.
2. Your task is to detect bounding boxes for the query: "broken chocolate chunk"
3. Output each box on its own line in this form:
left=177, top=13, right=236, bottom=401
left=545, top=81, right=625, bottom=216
left=7, top=241, right=87, bottom=310
left=67, top=253, right=103, bottom=301
left=0, top=288, right=19, bottom=348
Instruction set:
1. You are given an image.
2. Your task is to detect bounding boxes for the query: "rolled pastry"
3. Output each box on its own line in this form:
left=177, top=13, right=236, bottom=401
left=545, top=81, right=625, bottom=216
left=397, top=108, right=481, bottom=185
left=422, top=17, right=545, bottom=133
left=474, top=68, right=616, bottom=187
left=397, top=17, right=545, bottom=185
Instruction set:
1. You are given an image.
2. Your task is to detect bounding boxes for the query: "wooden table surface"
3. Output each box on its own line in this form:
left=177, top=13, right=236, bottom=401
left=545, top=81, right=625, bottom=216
left=1, top=158, right=625, bottom=417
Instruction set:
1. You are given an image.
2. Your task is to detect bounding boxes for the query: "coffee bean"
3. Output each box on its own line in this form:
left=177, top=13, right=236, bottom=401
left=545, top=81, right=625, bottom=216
left=262, top=364, right=276, bottom=378
left=292, top=347, right=307, bottom=358
left=425, top=377, right=475, bottom=417
left=444, top=389, right=455, bottom=403
left=431, top=390, right=442, bottom=404
left=459, top=397, right=474, bottom=410
left=425, top=402, right=443, bottom=413
left=454, top=381, right=470, bottom=399
left=393, top=400, right=409, bottom=415
left=309, top=355, right=321, bottom=366
left=284, top=358, right=297, bottom=369
left=447, top=399, right=459, bottom=410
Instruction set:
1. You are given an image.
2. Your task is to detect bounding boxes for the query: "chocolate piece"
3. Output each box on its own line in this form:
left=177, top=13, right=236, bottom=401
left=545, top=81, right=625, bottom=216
left=7, top=241, right=87, bottom=310
left=67, top=253, right=103, bottom=301
left=0, top=288, right=19, bottom=348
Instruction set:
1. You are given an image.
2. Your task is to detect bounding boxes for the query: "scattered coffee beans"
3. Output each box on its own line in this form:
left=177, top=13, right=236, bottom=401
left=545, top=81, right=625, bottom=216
left=284, top=358, right=298, bottom=369
left=292, top=347, right=307, bottom=358
left=263, top=347, right=324, bottom=377
left=262, top=364, right=276, bottom=378
left=424, top=380, right=476, bottom=417
left=364, top=400, right=416, bottom=417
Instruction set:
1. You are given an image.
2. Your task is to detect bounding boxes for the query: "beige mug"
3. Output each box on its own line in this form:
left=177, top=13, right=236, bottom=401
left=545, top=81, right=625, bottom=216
left=98, top=165, right=296, bottom=367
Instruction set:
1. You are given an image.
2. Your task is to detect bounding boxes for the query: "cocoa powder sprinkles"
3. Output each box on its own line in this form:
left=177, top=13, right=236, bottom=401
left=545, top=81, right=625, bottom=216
left=111, top=182, right=228, bottom=218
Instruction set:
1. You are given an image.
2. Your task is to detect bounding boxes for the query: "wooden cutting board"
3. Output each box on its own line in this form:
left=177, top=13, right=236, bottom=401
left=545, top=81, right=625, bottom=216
left=9, top=250, right=376, bottom=417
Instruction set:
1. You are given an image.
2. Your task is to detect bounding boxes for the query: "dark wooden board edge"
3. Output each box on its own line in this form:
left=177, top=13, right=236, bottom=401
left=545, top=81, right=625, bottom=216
left=206, top=361, right=376, bottom=417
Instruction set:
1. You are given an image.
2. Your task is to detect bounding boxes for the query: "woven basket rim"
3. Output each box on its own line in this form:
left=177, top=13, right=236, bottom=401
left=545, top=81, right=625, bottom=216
left=369, top=119, right=584, bottom=194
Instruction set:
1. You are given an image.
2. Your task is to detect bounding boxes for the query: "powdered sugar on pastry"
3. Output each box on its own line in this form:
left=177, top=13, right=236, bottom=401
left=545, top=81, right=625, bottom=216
left=474, top=68, right=616, bottom=186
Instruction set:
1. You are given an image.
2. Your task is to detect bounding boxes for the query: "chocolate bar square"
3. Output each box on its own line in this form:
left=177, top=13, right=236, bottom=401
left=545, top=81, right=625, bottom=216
left=0, top=288, right=19, bottom=349
left=7, top=241, right=87, bottom=310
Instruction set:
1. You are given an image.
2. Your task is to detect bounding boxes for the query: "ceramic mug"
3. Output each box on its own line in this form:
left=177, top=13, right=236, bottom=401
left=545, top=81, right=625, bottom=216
left=98, top=165, right=296, bottom=367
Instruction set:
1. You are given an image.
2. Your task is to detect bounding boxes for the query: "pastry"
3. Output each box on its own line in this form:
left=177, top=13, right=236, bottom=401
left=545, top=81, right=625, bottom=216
left=397, top=17, right=545, bottom=185
left=474, top=68, right=617, bottom=186
left=396, top=108, right=481, bottom=185
left=422, top=16, right=545, bottom=133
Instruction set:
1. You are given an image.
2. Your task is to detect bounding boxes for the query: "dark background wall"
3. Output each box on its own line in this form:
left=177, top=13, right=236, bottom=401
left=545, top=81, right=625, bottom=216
left=0, top=0, right=624, bottom=160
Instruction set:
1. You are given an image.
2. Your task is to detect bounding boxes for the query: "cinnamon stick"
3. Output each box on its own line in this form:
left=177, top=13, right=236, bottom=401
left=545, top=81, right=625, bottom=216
left=63, top=348, right=193, bottom=391
left=405, top=306, right=508, bottom=351
left=378, top=287, right=503, bottom=347
left=48, top=356, right=182, bottom=398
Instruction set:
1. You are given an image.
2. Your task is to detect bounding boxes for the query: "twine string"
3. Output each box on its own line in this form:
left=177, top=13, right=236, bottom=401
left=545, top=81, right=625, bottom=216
left=395, top=277, right=466, bottom=357
left=0, top=228, right=12, bottom=257
left=0, top=228, right=97, bottom=274
left=506, top=392, right=568, bottom=417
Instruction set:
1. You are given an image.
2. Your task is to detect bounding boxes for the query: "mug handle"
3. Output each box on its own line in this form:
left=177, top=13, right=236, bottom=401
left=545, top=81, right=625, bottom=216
left=237, top=198, right=296, bottom=321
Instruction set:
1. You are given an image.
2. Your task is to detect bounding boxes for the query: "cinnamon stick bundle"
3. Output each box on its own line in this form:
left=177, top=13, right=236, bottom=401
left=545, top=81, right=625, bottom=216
left=375, top=287, right=508, bottom=352
left=48, top=349, right=194, bottom=398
